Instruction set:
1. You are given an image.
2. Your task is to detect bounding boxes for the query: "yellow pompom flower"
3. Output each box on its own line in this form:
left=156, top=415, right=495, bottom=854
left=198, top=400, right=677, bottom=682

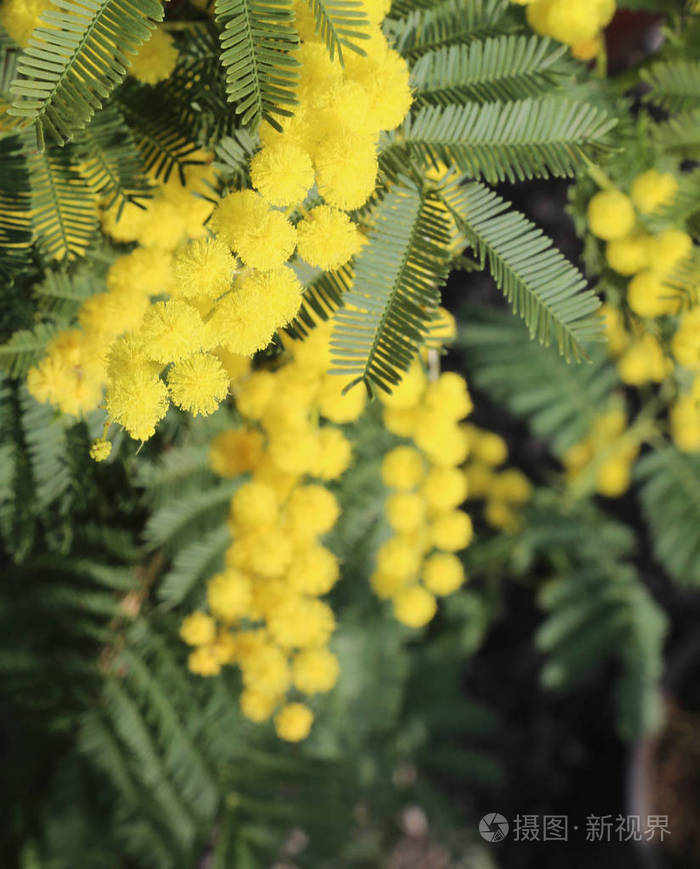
left=89, top=438, right=112, bottom=462
left=672, top=308, right=700, bottom=370
left=571, top=36, right=601, bottom=62
left=421, top=467, right=468, bottom=512
left=595, top=456, right=632, bottom=497
left=106, top=246, right=174, bottom=297
left=526, top=0, right=555, bottom=36
left=317, top=375, right=366, bottom=423
left=296, top=205, right=365, bottom=270
left=379, top=360, right=426, bottom=410
left=287, top=544, right=340, bottom=595
left=167, top=353, right=229, bottom=415
left=267, top=429, right=318, bottom=475
left=606, top=234, right=650, bottom=276
left=207, top=569, right=253, bottom=623
left=587, top=190, right=636, bottom=241
left=275, top=702, right=314, bottom=742
left=617, top=334, right=669, bottom=385
left=250, top=142, right=315, bottom=206
left=671, top=395, right=700, bottom=453
left=376, top=536, right=422, bottom=582
left=188, top=646, right=222, bottom=677
left=234, top=370, right=277, bottom=419
left=311, top=427, right=353, bottom=480
left=180, top=612, right=217, bottom=646
left=425, top=372, right=473, bottom=421
left=490, top=469, right=533, bottom=503
left=209, top=428, right=264, bottom=477
left=469, top=429, right=507, bottom=466
left=230, top=480, right=278, bottom=530
left=422, top=552, right=465, bottom=596
left=630, top=169, right=678, bottom=215
left=138, top=300, right=208, bottom=364
left=241, top=643, right=291, bottom=695
left=547, top=0, right=601, bottom=44
left=413, top=419, right=469, bottom=467
left=231, top=527, right=294, bottom=578
left=267, top=597, right=335, bottom=649
left=78, top=289, right=150, bottom=339
left=382, top=406, right=421, bottom=437
left=313, top=131, right=378, bottom=211
left=106, top=366, right=170, bottom=441
left=208, top=267, right=302, bottom=356
left=173, top=237, right=235, bottom=299
left=381, top=446, right=425, bottom=490
left=430, top=510, right=474, bottom=551
left=627, top=271, right=680, bottom=318
left=210, top=190, right=297, bottom=269
left=293, top=647, right=340, bottom=694
left=240, top=688, right=280, bottom=722
left=129, top=28, right=178, bottom=85
left=646, top=230, right=693, bottom=273
left=285, top=485, right=340, bottom=537
left=393, top=585, right=437, bottom=628
left=386, top=493, right=427, bottom=533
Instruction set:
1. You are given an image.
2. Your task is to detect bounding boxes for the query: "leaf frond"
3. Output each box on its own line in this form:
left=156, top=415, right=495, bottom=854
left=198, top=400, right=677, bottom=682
left=9, top=0, right=165, bottom=145
left=331, top=181, right=452, bottom=392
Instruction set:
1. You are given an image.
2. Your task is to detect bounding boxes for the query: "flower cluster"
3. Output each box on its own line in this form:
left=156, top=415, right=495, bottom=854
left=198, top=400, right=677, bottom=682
left=180, top=320, right=364, bottom=741
left=25, top=0, right=412, bottom=451
left=27, top=158, right=221, bottom=442
left=463, top=425, right=532, bottom=532
left=515, top=0, right=615, bottom=61
left=588, top=171, right=700, bottom=455
left=373, top=354, right=474, bottom=628
left=562, top=406, right=640, bottom=497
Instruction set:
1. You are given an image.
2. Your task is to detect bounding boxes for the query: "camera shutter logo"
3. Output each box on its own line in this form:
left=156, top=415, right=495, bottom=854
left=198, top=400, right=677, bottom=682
left=479, top=813, right=509, bottom=843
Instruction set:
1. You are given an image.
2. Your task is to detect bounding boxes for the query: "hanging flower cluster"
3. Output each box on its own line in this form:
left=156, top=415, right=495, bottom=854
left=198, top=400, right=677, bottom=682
left=587, top=171, right=700, bottom=456
left=372, top=355, right=475, bottom=627
left=515, top=0, right=615, bottom=61
left=180, top=320, right=363, bottom=742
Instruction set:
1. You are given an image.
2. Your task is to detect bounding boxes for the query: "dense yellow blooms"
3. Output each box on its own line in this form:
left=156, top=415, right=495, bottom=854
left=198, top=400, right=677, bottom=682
left=563, top=408, right=640, bottom=497
left=0, top=0, right=51, bottom=46
left=296, top=206, right=364, bottom=270
left=210, top=190, right=297, bottom=269
left=275, top=703, right=314, bottom=742
left=630, top=170, right=679, bottom=215
left=587, top=191, right=636, bottom=241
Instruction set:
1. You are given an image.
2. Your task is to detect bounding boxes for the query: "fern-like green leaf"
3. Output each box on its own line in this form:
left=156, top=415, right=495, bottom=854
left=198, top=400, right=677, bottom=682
left=0, top=322, right=59, bottom=377
left=32, top=266, right=99, bottom=322
left=391, top=0, right=513, bottom=58
left=410, top=35, right=568, bottom=106
left=19, top=387, right=72, bottom=510
left=9, top=0, right=165, bottom=146
left=331, top=181, right=452, bottom=392
left=286, top=263, right=354, bottom=337
left=641, top=59, right=700, bottom=113
left=447, top=182, right=603, bottom=359
left=301, top=0, right=369, bottom=63
left=459, top=306, right=619, bottom=453
left=28, top=145, right=98, bottom=261
left=118, top=82, right=203, bottom=184
left=389, top=98, right=616, bottom=184
left=158, top=524, right=230, bottom=608
left=144, top=482, right=237, bottom=553
left=537, top=562, right=666, bottom=739
left=73, top=105, right=152, bottom=213
left=637, top=446, right=700, bottom=586
left=653, top=107, right=700, bottom=160
left=0, top=134, right=33, bottom=275
left=215, top=0, right=300, bottom=131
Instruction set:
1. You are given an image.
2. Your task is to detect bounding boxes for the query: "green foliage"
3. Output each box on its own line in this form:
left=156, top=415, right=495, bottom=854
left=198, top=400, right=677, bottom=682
left=446, top=182, right=603, bottom=359
left=637, top=446, right=700, bottom=587
left=410, top=34, right=569, bottom=106
left=459, top=306, right=619, bottom=453
left=537, top=559, right=666, bottom=740
left=302, top=0, right=370, bottom=63
left=215, top=0, right=300, bottom=131
left=331, top=181, right=452, bottom=392
left=28, top=145, right=99, bottom=261
left=393, top=98, right=616, bottom=184
left=0, top=134, right=32, bottom=277
left=9, top=0, right=165, bottom=146
left=641, top=59, right=700, bottom=113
